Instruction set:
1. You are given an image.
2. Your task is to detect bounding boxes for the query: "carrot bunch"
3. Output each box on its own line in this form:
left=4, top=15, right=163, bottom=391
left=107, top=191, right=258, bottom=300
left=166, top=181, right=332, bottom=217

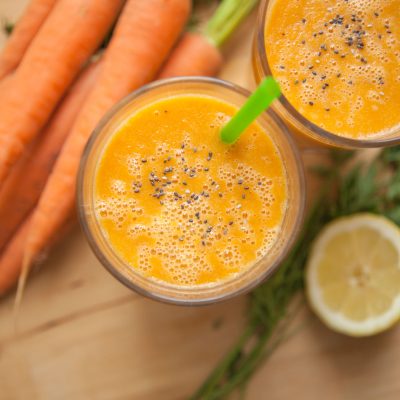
left=0, top=0, right=258, bottom=298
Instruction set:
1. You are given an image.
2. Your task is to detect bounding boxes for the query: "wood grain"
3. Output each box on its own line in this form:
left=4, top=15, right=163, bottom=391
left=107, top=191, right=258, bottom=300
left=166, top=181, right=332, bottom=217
left=0, top=1, right=400, bottom=399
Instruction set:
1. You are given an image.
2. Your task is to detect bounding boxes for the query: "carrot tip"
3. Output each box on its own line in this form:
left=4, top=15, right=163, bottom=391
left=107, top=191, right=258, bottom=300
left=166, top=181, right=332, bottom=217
left=13, top=252, right=33, bottom=330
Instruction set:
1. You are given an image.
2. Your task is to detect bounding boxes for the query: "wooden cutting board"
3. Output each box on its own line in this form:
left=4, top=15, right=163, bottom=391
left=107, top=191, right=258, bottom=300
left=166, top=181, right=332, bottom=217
left=1, top=2, right=399, bottom=399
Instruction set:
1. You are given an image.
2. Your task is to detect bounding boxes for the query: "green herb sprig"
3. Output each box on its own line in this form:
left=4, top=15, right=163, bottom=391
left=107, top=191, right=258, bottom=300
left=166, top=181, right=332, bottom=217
left=191, top=146, right=400, bottom=399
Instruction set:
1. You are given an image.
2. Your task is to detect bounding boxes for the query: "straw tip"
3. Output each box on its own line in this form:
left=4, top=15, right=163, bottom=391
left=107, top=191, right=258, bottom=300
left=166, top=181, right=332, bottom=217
left=220, top=128, right=236, bottom=144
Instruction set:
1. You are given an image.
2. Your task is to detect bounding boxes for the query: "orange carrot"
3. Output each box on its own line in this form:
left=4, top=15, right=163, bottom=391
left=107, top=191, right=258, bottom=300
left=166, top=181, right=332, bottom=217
left=0, top=216, right=30, bottom=297
left=0, top=0, right=123, bottom=185
left=159, top=32, right=223, bottom=78
left=0, top=0, right=57, bottom=80
left=0, top=213, right=76, bottom=296
left=0, top=73, right=13, bottom=94
left=0, top=61, right=100, bottom=253
left=20, top=0, right=190, bottom=289
left=159, top=0, right=260, bottom=78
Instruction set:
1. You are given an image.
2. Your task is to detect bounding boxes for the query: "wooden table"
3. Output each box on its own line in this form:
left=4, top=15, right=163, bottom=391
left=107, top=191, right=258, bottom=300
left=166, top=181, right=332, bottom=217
left=1, top=2, right=400, bottom=399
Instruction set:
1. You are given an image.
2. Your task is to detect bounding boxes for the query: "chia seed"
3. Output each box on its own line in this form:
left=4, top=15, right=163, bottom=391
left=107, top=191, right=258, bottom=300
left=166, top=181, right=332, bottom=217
left=153, top=190, right=165, bottom=199
left=330, top=15, right=344, bottom=25
left=163, top=167, right=173, bottom=174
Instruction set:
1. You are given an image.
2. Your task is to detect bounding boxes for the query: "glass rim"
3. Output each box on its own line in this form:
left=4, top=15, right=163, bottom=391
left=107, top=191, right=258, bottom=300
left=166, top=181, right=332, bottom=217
left=77, top=76, right=306, bottom=305
left=256, top=0, right=400, bottom=148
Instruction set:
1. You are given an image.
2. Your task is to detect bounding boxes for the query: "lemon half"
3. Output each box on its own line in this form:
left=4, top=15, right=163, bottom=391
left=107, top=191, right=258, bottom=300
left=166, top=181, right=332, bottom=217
left=306, top=213, right=400, bottom=337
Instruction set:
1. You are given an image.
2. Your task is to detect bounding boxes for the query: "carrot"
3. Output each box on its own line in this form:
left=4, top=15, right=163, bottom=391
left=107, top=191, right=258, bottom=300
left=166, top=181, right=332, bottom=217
left=158, top=32, right=223, bottom=78
left=0, top=217, right=31, bottom=297
left=0, top=213, right=76, bottom=297
left=0, top=61, right=100, bottom=253
left=0, top=0, right=58, bottom=80
left=0, top=73, right=13, bottom=94
left=0, top=0, right=123, bottom=185
left=159, top=0, right=260, bottom=78
left=19, top=0, right=191, bottom=295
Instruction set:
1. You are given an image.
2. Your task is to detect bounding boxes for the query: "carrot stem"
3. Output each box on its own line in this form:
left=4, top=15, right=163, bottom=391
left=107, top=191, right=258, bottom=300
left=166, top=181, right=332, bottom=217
left=205, top=0, right=259, bottom=47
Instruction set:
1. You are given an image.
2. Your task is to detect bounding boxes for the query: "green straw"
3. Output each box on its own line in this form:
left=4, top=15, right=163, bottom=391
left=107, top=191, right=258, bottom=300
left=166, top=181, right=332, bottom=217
left=220, top=77, right=281, bottom=144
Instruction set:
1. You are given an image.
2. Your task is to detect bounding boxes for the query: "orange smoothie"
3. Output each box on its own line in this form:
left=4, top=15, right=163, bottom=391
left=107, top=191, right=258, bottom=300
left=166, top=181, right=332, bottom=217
left=94, top=95, right=287, bottom=287
left=265, top=0, right=400, bottom=138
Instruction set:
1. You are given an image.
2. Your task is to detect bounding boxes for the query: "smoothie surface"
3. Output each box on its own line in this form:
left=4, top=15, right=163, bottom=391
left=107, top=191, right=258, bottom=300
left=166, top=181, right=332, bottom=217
left=265, top=0, right=400, bottom=138
left=94, top=95, right=287, bottom=286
